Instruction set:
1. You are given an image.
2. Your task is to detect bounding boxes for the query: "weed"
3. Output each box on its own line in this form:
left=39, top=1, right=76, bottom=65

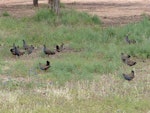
left=2, top=11, right=10, bottom=17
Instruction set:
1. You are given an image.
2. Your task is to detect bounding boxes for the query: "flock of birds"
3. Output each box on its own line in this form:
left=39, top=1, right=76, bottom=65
left=10, top=35, right=137, bottom=81
left=10, top=39, right=64, bottom=71
left=121, top=35, right=137, bottom=81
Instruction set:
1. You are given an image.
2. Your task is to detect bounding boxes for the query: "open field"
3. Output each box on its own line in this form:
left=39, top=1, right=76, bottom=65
left=0, top=1, right=150, bottom=113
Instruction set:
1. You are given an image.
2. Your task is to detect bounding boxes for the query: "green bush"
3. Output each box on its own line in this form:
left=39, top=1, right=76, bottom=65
left=2, top=11, right=10, bottom=17
left=34, top=9, right=56, bottom=22
left=33, top=9, right=101, bottom=25
left=92, top=15, right=101, bottom=24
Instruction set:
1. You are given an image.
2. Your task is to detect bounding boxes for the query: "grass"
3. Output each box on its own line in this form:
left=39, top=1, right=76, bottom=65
left=0, top=8, right=150, bottom=112
left=2, top=11, right=10, bottom=17
left=33, top=8, right=101, bottom=25
left=0, top=78, right=149, bottom=113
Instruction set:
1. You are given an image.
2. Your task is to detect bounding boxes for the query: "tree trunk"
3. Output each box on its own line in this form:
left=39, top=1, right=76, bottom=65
left=49, top=0, right=60, bottom=15
left=54, top=0, right=60, bottom=15
left=48, top=0, right=53, bottom=9
left=33, top=0, right=38, bottom=7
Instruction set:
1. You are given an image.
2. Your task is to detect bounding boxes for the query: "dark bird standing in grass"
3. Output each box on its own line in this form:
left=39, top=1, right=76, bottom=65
left=23, top=40, right=29, bottom=50
left=56, top=45, right=60, bottom=52
left=56, top=43, right=64, bottom=52
left=121, top=53, right=130, bottom=63
left=125, top=35, right=136, bottom=44
left=10, top=48, right=16, bottom=56
left=43, top=44, right=55, bottom=55
left=11, top=46, right=25, bottom=57
left=10, top=43, right=16, bottom=55
left=121, top=53, right=136, bottom=66
left=39, top=60, right=50, bottom=71
left=123, top=70, right=135, bottom=81
left=27, top=45, right=34, bottom=54
left=10, top=43, right=21, bottom=56
left=125, top=59, right=136, bottom=66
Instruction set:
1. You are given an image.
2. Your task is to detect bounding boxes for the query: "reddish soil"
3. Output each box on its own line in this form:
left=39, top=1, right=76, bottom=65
left=0, top=0, right=150, bottom=26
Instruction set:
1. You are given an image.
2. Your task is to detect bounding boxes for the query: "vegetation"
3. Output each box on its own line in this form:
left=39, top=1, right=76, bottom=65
left=0, top=8, right=150, bottom=113
left=2, top=11, right=10, bottom=17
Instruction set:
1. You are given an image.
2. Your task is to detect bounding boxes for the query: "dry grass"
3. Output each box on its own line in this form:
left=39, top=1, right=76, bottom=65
left=0, top=73, right=149, bottom=112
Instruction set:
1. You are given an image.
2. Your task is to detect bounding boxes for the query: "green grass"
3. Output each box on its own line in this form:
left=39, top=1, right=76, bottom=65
left=33, top=8, right=101, bottom=25
left=2, top=11, right=10, bottom=17
left=0, top=8, right=150, bottom=112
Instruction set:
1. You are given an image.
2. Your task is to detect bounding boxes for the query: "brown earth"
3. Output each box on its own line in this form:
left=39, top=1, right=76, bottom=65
left=0, top=0, right=150, bottom=26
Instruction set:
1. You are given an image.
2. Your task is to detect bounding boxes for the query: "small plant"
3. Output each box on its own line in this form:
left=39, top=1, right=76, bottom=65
left=92, top=15, right=101, bottom=24
left=33, top=9, right=101, bottom=26
left=2, top=11, right=10, bottom=17
left=33, top=9, right=56, bottom=22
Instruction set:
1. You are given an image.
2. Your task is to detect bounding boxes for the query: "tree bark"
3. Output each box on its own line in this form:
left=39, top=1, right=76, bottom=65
left=33, top=0, right=38, bottom=7
left=54, top=0, right=60, bottom=15
left=48, top=0, right=53, bottom=9
left=49, top=0, right=60, bottom=15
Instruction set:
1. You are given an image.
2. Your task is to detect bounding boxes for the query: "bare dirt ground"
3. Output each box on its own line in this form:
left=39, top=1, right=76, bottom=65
left=0, top=0, right=150, bottom=26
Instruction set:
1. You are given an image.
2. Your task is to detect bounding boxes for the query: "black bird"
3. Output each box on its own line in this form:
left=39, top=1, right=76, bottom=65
left=10, top=43, right=16, bottom=55
left=125, top=59, right=136, bottom=66
left=125, top=36, right=130, bottom=44
left=23, top=40, right=29, bottom=50
left=121, top=53, right=130, bottom=63
left=39, top=61, right=50, bottom=71
left=56, top=43, right=64, bottom=52
left=123, top=70, right=135, bottom=81
left=43, top=44, right=55, bottom=55
left=27, top=45, right=34, bottom=54
left=125, top=36, right=136, bottom=44
left=10, top=44, right=20, bottom=56
left=15, top=47, right=25, bottom=56
left=56, top=45, right=60, bottom=52
left=11, top=46, right=25, bottom=56
left=10, top=48, right=16, bottom=56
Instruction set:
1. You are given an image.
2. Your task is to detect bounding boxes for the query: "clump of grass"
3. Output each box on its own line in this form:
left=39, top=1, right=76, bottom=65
left=33, top=8, right=101, bottom=25
left=6, top=61, right=29, bottom=77
left=0, top=17, right=24, bottom=31
left=124, top=39, right=150, bottom=58
left=92, top=15, right=101, bottom=24
left=33, top=9, right=56, bottom=22
left=61, top=10, right=101, bottom=25
left=2, top=11, right=10, bottom=17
